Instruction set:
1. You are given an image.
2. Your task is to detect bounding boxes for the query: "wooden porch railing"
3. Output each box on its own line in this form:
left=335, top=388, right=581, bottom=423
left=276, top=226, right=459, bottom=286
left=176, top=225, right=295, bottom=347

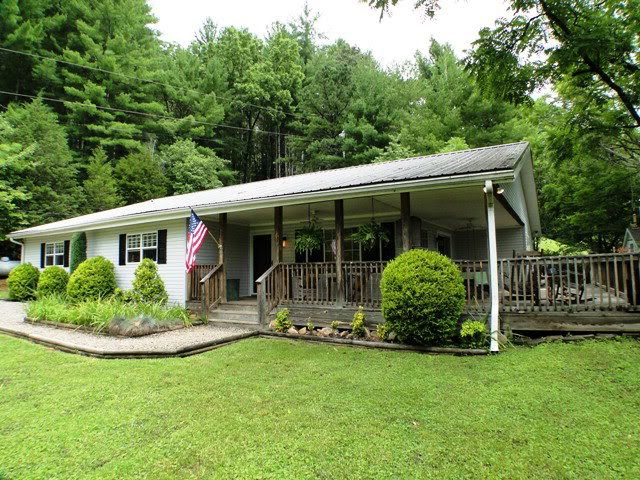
left=188, top=264, right=217, bottom=301
left=200, top=264, right=225, bottom=313
left=256, top=261, right=389, bottom=323
left=456, top=252, right=640, bottom=313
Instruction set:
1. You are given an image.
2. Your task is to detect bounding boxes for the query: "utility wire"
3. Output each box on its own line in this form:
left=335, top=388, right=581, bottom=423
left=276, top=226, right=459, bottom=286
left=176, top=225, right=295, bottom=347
left=0, top=46, right=308, bottom=122
left=0, top=89, right=305, bottom=139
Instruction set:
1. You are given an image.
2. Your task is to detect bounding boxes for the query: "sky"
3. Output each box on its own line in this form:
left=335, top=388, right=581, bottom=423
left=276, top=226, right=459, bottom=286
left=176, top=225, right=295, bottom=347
left=148, top=0, right=510, bottom=68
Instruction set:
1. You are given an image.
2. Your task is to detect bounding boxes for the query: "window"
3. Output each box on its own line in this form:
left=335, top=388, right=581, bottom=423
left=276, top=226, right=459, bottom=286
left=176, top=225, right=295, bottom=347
left=436, top=234, right=452, bottom=257
left=420, top=229, right=429, bottom=249
left=126, top=232, right=157, bottom=263
left=45, top=242, right=65, bottom=266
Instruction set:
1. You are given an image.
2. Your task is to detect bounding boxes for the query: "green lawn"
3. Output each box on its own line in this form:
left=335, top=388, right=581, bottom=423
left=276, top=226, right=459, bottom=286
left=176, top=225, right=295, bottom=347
left=0, top=337, right=639, bottom=479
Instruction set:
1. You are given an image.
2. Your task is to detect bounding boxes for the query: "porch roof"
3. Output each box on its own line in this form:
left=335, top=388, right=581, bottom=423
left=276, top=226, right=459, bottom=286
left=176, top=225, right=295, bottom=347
left=10, top=142, right=530, bottom=238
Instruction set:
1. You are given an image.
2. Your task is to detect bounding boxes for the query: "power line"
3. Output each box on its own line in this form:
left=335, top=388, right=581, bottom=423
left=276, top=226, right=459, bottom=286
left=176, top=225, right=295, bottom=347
left=0, top=89, right=305, bottom=139
left=0, top=45, right=309, bottom=122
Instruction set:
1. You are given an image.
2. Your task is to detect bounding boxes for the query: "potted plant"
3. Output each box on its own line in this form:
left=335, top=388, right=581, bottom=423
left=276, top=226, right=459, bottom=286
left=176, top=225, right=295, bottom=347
left=350, top=220, right=389, bottom=251
left=295, top=219, right=323, bottom=254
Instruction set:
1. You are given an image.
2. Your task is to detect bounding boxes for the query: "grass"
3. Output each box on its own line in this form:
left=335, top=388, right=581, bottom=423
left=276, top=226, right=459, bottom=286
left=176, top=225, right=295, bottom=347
left=0, top=339, right=639, bottom=479
left=25, top=295, right=190, bottom=331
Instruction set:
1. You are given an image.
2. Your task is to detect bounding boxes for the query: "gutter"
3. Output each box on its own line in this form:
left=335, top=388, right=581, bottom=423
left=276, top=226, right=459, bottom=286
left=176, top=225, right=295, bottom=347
left=8, top=237, right=24, bottom=263
left=10, top=168, right=518, bottom=239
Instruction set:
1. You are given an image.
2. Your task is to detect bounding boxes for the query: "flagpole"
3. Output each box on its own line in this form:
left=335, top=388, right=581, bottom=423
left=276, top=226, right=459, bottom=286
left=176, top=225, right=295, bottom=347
left=190, top=207, right=221, bottom=248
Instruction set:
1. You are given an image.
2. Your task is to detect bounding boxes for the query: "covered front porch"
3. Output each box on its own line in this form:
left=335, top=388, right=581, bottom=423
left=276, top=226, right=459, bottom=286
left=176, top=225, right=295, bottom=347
left=187, top=182, right=522, bottom=331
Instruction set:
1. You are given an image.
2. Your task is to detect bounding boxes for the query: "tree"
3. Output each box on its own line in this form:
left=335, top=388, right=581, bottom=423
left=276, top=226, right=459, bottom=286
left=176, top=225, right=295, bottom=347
left=3, top=99, right=81, bottom=226
left=83, top=148, right=122, bottom=212
left=0, top=116, right=33, bottom=250
left=161, top=139, right=234, bottom=195
left=114, top=150, right=167, bottom=205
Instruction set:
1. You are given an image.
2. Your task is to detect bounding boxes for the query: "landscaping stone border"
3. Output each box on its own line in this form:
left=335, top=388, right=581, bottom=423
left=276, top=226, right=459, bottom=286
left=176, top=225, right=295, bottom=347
left=512, top=332, right=640, bottom=346
left=24, top=317, right=203, bottom=338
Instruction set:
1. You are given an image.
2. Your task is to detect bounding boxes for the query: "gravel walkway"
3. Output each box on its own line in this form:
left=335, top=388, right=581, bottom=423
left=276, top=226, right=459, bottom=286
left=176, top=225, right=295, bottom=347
left=0, top=300, right=257, bottom=357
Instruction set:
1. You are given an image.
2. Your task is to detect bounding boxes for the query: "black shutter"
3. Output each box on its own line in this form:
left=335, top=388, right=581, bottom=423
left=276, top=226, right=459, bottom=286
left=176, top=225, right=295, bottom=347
left=157, top=229, right=167, bottom=264
left=40, top=243, right=45, bottom=268
left=118, top=234, right=127, bottom=265
left=63, top=240, right=70, bottom=267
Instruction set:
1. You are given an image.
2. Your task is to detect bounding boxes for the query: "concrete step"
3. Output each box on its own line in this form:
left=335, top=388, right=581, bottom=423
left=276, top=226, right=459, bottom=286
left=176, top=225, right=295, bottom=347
left=215, top=302, right=258, bottom=312
left=208, top=309, right=259, bottom=324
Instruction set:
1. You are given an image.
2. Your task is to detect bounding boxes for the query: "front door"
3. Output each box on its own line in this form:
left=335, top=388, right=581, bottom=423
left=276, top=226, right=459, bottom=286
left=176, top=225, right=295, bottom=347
left=253, top=234, right=272, bottom=292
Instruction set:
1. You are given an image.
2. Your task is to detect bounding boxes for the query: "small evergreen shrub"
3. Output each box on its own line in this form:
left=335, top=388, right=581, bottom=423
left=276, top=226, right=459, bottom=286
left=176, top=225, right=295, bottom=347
left=66, top=256, right=117, bottom=301
left=7, top=263, right=40, bottom=301
left=306, top=320, right=314, bottom=332
left=69, top=232, right=87, bottom=273
left=330, top=320, right=339, bottom=332
left=380, top=249, right=465, bottom=346
left=273, top=308, right=292, bottom=332
left=131, top=259, right=168, bottom=304
left=459, top=319, right=488, bottom=349
left=37, top=266, right=69, bottom=298
left=351, top=306, right=366, bottom=338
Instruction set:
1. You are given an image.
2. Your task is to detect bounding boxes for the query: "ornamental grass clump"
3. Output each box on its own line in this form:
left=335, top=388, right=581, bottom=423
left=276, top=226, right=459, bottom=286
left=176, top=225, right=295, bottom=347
left=36, top=266, right=69, bottom=298
left=380, top=249, right=465, bottom=346
left=7, top=263, right=40, bottom=301
left=132, top=259, right=168, bottom=304
left=66, top=257, right=116, bottom=301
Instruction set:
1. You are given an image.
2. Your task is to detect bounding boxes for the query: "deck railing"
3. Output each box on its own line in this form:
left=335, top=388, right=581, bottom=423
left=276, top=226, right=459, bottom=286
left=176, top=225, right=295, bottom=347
left=456, top=253, right=640, bottom=313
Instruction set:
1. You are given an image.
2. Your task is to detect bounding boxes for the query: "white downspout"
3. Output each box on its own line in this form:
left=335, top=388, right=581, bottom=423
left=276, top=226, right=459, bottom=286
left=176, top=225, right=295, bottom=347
left=484, top=181, right=500, bottom=353
left=8, top=237, right=24, bottom=263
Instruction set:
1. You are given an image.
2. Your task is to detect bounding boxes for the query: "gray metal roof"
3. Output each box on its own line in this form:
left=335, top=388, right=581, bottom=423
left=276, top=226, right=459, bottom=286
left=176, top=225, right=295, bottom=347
left=10, top=141, right=530, bottom=237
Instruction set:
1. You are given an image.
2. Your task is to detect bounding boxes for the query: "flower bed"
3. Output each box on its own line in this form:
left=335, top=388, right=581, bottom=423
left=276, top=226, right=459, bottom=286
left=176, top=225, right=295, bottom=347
left=26, top=295, right=197, bottom=337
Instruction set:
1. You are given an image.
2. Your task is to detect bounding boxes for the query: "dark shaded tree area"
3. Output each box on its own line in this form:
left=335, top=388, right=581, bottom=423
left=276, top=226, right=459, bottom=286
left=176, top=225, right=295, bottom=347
left=1, top=0, right=637, bottom=256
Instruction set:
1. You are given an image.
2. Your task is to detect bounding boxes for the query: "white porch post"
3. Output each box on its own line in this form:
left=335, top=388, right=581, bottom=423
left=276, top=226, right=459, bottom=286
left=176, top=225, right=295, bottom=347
left=484, top=180, right=500, bottom=353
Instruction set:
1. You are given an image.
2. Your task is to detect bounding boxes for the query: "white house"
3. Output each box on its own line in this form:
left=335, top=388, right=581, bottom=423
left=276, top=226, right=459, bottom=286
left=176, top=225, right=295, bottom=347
left=9, top=142, right=540, bottom=351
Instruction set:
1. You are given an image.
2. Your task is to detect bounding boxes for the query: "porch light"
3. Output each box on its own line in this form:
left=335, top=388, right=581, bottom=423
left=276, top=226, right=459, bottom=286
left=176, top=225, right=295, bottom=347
left=282, top=236, right=288, bottom=248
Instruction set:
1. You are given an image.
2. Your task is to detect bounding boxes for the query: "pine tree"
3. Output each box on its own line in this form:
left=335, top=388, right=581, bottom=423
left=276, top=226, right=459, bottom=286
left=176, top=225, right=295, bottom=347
left=114, top=149, right=167, bottom=205
left=83, top=147, right=122, bottom=212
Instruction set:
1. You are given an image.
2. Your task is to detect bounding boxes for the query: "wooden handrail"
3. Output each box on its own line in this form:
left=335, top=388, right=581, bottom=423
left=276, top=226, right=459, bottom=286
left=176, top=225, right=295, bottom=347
left=200, top=263, right=223, bottom=284
left=256, top=262, right=281, bottom=325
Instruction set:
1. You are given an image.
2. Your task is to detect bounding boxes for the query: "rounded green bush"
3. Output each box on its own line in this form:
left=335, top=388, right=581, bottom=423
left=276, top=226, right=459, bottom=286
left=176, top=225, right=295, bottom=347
left=7, top=263, right=40, bottom=301
left=132, top=258, right=168, bottom=304
left=37, top=266, right=69, bottom=298
left=380, top=249, right=465, bottom=346
left=66, top=256, right=117, bottom=301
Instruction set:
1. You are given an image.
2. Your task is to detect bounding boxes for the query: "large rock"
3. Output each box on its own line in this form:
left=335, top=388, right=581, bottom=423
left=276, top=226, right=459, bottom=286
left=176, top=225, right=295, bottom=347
left=339, top=330, right=349, bottom=338
left=268, top=320, right=276, bottom=330
left=298, top=327, right=308, bottom=335
left=318, top=327, right=333, bottom=337
left=287, top=326, right=299, bottom=335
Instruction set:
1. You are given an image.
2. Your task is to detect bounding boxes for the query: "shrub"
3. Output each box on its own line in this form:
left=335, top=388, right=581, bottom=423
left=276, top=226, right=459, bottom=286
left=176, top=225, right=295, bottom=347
left=66, top=256, right=117, bottom=301
left=69, top=232, right=87, bottom=273
left=306, top=320, right=314, bottom=332
left=37, top=266, right=69, bottom=298
left=330, top=320, right=339, bottom=332
left=459, top=319, right=488, bottom=349
left=380, top=249, right=465, bottom=346
left=273, top=308, right=292, bottom=332
left=131, top=259, right=168, bottom=304
left=351, top=306, right=366, bottom=338
left=7, top=263, right=40, bottom=301
left=376, top=322, right=391, bottom=341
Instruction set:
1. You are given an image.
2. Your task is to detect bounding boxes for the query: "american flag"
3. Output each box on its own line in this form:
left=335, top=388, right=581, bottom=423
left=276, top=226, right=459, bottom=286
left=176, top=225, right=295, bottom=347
left=186, top=209, right=208, bottom=272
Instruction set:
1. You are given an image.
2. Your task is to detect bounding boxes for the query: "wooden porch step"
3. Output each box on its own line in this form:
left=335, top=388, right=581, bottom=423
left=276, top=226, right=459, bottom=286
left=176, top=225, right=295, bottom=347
left=208, top=308, right=259, bottom=324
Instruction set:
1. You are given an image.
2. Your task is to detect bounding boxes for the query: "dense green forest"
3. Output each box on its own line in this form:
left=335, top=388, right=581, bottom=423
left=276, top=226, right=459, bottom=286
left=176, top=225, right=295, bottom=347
left=1, top=0, right=638, bottom=256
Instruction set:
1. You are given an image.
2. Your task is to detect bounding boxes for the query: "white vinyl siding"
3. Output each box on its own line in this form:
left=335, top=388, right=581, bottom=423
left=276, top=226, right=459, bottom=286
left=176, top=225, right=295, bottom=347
left=501, top=177, right=533, bottom=249
left=23, top=234, right=70, bottom=272
left=452, top=227, right=526, bottom=260
left=22, top=219, right=187, bottom=305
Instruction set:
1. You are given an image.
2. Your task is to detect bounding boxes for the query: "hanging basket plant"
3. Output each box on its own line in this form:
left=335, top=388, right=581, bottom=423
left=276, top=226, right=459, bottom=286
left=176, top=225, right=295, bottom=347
left=351, top=220, right=389, bottom=251
left=295, top=221, right=323, bottom=254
